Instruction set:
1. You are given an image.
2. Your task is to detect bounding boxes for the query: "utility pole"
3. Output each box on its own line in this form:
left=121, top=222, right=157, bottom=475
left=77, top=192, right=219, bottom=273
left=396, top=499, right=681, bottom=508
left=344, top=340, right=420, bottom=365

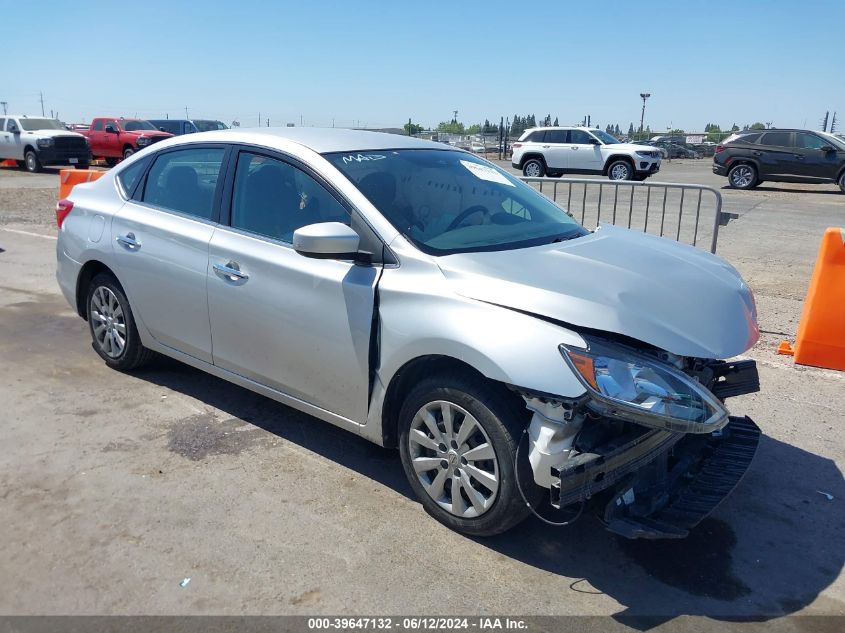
left=408, top=117, right=412, bottom=136
left=639, top=93, right=651, bottom=138
left=185, top=106, right=189, bottom=119
left=300, top=114, right=303, bottom=126
left=452, top=110, right=458, bottom=124
left=258, top=112, right=261, bottom=127
left=831, top=112, right=838, bottom=134
left=821, top=111, right=830, bottom=132
left=39, top=91, right=45, bottom=116
left=0, top=101, right=7, bottom=115
left=266, top=118, right=269, bottom=128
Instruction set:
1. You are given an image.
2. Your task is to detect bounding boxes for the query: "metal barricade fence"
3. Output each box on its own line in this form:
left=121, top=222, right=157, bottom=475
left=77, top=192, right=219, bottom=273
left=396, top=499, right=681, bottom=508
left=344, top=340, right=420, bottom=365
left=519, top=177, right=733, bottom=253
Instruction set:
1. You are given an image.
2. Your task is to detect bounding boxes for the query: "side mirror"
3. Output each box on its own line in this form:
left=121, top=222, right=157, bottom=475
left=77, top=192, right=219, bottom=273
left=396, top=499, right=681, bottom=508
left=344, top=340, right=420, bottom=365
left=589, top=138, right=600, bottom=145
left=159, top=127, right=167, bottom=132
left=8, top=124, right=20, bottom=134
left=820, top=145, right=836, bottom=153
left=105, top=125, right=118, bottom=134
left=293, top=222, right=361, bottom=259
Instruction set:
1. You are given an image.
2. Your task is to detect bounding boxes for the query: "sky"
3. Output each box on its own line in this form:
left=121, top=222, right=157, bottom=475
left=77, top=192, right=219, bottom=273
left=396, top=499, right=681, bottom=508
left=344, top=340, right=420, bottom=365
left=3, top=0, right=843, bottom=133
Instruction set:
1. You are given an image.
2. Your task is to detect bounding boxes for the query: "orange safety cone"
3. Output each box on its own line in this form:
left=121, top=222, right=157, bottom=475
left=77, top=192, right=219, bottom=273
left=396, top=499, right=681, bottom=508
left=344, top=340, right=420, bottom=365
left=59, top=169, right=105, bottom=199
left=1, top=159, right=18, bottom=168
left=778, top=227, right=845, bottom=371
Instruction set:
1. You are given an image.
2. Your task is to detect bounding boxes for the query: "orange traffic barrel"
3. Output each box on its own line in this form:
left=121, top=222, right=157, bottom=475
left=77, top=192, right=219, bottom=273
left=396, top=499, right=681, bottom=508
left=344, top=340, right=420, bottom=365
left=778, top=227, right=845, bottom=371
left=1, top=159, right=18, bottom=167
left=59, top=169, right=104, bottom=199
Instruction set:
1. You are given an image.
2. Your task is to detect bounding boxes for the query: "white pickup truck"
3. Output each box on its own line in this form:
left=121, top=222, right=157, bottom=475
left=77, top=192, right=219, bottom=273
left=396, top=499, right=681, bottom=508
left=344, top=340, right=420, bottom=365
left=0, top=115, right=90, bottom=172
left=511, top=126, right=661, bottom=181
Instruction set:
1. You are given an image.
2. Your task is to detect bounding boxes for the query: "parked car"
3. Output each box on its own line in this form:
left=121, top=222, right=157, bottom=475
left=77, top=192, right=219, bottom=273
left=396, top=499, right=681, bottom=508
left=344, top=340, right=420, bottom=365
left=0, top=115, right=89, bottom=172
left=512, top=127, right=661, bottom=180
left=470, top=142, right=486, bottom=153
left=67, top=123, right=90, bottom=132
left=56, top=128, right=760, bottom=539
left=659, top=142, right=700, bottom=159
left=147, top=119, right=229, bottom=136
left=713, top=129, right=845, bottom=192
left=82, top=118, right=173, bottom=166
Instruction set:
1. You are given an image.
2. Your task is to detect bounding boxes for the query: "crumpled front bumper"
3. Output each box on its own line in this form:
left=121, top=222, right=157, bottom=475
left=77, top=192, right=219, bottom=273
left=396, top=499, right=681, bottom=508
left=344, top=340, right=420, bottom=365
left=550, top=413, right=761, bottom=539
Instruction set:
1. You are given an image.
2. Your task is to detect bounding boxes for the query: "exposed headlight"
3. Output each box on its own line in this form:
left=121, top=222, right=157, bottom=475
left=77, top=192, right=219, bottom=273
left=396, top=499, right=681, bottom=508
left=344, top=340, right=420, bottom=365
left=136, top=137, right=151, bottom=146
left=560, top=340, right=728, bottom=433
left=635, top=150, right=655, bottom=157
left=37, top=138, right=54, bottom=148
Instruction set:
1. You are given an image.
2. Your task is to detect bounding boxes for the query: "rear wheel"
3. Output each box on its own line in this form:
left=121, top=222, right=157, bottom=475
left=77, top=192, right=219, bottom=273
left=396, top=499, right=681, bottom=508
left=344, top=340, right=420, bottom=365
left=398, top=373, right=535, bottom=537
left=838, top=171, right=845, bottom=194
left=522, top=158, right=545, bottom=178
left=86, top=273, right=154, bottom=371
left=24, top=150, right=42, bottom=173
left=607, top=159, right=633, bottom=181
left=728, top=163, right=758, bottom=189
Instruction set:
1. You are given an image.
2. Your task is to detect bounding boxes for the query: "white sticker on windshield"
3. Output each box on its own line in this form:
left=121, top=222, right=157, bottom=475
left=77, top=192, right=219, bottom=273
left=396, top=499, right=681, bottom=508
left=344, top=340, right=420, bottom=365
left=459, top=160, right=515, bottom=187
left=341, top=153, right=386, bottom=164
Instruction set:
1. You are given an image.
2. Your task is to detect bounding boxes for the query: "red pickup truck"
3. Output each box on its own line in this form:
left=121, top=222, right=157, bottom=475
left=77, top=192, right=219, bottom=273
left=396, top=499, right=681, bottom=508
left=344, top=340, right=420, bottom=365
left=83, top=118, right=173, bottom=166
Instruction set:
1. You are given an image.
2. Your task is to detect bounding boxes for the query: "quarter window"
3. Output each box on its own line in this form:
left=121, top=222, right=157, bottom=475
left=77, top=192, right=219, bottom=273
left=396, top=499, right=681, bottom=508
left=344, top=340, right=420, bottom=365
left=759, top=132, right=791, bottom=147
left=795, top=133, right=827, bottom=150
left=545, top=129, right=569, bottom=144
left=230, top=152, right=349, bottom=243
left=142, top=147, right=226, bottom=220
left=526, top=130, right=545, bottom=142
left=117, top=156, right=151, bottom=198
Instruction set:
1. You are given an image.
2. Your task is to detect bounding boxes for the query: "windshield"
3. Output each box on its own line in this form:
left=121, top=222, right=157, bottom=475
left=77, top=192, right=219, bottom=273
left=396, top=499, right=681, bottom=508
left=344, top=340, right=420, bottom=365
left=819, top=132, right=845, bottom=150
left=18, top=118, right=64, bottom=131
left=193, top=120, right=228, bottom=132
left=326, top=149, right=587, bottom=255
left=591, top=130, right=620, bottom=145
left=119, top=120, right=157, bottom=131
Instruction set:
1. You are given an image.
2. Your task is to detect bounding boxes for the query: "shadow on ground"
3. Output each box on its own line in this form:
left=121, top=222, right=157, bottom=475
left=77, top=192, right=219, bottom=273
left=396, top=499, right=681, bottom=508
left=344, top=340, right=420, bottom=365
left=137, top=356, right=844, bottom=624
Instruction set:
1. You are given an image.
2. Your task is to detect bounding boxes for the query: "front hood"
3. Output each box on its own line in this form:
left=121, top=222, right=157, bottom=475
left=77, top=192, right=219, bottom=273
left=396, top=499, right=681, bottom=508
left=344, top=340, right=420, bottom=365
left=436, top=225, right=759, bottom=359
left=607, top=142, right=659, bottom=153
left=22, top=130, right=85, bottom=138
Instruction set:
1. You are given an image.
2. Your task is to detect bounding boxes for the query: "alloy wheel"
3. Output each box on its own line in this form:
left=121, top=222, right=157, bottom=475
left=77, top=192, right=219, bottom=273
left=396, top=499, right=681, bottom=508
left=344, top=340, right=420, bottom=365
left=610, top=163, right=630, bottom=180
left=407, top=400, right=499, bottom=518
left=524, top=161, right=541, bottom=177
left=26, top=153, right=37, bottom=171
left=730, top=165, right=754, bottom=188
left=89, top=286, right=127, bottom=358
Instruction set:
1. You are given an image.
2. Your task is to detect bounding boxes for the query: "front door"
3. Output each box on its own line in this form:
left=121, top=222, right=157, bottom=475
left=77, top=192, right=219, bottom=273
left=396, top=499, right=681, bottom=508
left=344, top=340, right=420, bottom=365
left=566, top=129, right=604, bottom=171
left=111, top=145, right=228, bottom=362
left=207, top=150, right=378, bottom=422
left=793, top=132, right=840, bottom=181
left=1, top=119, right=25, bottom=160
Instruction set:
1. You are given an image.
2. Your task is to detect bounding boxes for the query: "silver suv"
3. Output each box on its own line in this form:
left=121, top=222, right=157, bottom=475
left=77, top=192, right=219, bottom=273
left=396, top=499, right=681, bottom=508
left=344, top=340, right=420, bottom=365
left=56, top=128, right=759, bottom=539
left=511, top=126, right=661, bottom=180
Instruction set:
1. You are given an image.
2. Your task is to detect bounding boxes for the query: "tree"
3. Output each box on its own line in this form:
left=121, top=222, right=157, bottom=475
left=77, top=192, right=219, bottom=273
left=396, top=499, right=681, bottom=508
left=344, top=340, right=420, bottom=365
left=403, top=121, right=424, bottom=135
left=482, top=119, right=497, bottom=134
left=437, top=120, right=465, bottom=134
left=527, top=114, right=536, bottom=128
left=614, top=124, right=621, bottom=136
left=749, top=122, right=766, bottom=130
left=704, top=123, right=722, bottom=143
left=627, top=123, right=635, bottom=137
left=731, top=123, right=739, bottom=131
left=466, top=123, right=482, bottom=134
left=553, top=117, right=559, bottom=126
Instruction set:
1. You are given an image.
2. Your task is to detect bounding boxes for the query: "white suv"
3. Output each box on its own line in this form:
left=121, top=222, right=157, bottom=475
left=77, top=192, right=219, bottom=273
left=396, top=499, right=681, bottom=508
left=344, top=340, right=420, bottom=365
left=511, top=127, right=661, bottom=181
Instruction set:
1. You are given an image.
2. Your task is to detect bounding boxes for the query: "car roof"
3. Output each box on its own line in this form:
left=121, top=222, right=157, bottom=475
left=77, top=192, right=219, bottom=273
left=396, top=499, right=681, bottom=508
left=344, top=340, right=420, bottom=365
left=169, top=127, right=442, bottom=153
left=524, top=126, right=593, bottom=132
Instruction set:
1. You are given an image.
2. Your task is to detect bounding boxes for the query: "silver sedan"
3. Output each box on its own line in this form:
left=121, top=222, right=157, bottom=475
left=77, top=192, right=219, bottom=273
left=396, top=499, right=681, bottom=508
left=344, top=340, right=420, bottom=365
left=56, top=128, right=762, bottom=539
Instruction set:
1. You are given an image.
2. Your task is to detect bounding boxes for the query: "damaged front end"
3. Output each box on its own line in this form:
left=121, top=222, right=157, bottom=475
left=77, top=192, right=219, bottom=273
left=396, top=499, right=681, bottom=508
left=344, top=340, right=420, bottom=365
left=522, top=339, right=761, bottom=539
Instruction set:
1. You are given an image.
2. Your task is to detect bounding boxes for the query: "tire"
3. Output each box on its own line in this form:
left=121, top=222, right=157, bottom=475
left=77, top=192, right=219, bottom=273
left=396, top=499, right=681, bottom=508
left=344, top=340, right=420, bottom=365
left=24, top=150, right=42, bottom=173
left=86, top=273, right=154, bottom=371
left=607, top=159, right=633, bottom=181
left=728, top=163, right=758, bottom=189
left=105, top=157, right=119, bottom=168
left=522, top=158, right=545, bottom=178
left=123, top=147, right=135, bottom=160
left=838, top=171, right=845, bottom=194
left=75, top=163, right=90, bottom=170
left=398, top=372, right=536, bottom=537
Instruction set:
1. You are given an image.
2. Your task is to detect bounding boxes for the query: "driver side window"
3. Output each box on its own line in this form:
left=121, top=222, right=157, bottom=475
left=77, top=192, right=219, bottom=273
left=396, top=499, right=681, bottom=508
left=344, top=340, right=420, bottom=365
left=569, top=130, right=593, bottom=144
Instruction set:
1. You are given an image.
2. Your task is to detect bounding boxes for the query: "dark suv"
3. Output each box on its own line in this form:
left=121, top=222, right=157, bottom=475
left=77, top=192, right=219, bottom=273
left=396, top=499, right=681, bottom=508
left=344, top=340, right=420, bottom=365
left=713, top=129, right=845, bottom=192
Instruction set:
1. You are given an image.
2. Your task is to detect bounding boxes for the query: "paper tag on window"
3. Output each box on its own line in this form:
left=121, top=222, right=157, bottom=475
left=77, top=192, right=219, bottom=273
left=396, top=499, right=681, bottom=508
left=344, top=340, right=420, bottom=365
left=459, top=160, right=515, bottom=187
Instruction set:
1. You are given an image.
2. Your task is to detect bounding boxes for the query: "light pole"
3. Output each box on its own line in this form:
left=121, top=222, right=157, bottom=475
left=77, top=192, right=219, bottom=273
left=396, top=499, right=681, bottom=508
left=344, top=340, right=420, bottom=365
left=639, top=93, right=651, bottom=139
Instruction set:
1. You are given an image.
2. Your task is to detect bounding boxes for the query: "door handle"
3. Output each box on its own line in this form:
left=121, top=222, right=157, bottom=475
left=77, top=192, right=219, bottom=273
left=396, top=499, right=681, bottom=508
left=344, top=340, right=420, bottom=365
left=116, top=233, right=140, bottom=249
left=794, top=154, right=804, bottom=160
left=571, top=146, right=579, bottom=150
left=213, top=261, right=249, bottom=282
left=541, top=145, right=550, bottom=148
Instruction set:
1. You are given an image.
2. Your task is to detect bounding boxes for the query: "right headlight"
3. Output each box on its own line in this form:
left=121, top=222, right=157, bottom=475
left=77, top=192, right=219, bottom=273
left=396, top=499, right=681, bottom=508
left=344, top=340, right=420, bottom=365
left=560, top=340, right=728, bottom=433
left=136, top=136, right=151, bottom=146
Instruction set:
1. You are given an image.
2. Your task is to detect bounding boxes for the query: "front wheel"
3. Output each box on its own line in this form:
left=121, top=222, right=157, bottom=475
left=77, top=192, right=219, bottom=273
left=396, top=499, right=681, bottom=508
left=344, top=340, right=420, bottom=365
left=24, top=150, right=42, bottom=173
left=838, top=172, right=845, bottom=194
left=123, top=147, right=135, bottom=160
left=86, top=273, right=154, bottom=370
left=104, top=157, right=119, bottom=167
left=607, top=160, right=633, bottom=181
left=728, top=163, right=758, bottom=189
left=522, top=158, right=545, bottom=178
left=398, top=374, right=535, bottom=537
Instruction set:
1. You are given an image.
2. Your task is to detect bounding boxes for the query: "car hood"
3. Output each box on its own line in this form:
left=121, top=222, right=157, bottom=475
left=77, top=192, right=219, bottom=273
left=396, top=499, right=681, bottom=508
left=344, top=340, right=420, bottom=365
left=21, top=130, right=86, bottom=138
left=605, top=142, right=659, bottom=153
left=435, top=225, right=759, bottom=359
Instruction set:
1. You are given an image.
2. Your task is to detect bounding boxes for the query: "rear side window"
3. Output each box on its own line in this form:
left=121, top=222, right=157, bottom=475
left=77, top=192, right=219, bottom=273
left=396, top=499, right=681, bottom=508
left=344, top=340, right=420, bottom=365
left=93, top=120, right=104, bottom=131
left=142, top=147, right=226, bottom=220
left=545, top=129, right=568, bottom=143
left=759, top=132, right=792, bottom=147
left=230, top=152, right=349, bottom=243
left=118, top=156, right=151, bottom=198
left=154, top=121, right=180, bottom=134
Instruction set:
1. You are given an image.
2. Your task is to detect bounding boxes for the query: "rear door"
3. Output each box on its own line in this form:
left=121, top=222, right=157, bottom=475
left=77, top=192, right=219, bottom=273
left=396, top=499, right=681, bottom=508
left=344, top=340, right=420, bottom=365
left=88, top=119, right=106, bottom=156
left=2, top=118, right=25, bottom=160
left=755, top=131, right=795, bottom=178
left=207, top=148, right=378, bottom=422
left=111, top=145, right=229, bottom=362
left=541, top=129, right=569, bottom=170
left=567, top=129, right=603, bottom=171
left=793, top=132, right=839, bottom=181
